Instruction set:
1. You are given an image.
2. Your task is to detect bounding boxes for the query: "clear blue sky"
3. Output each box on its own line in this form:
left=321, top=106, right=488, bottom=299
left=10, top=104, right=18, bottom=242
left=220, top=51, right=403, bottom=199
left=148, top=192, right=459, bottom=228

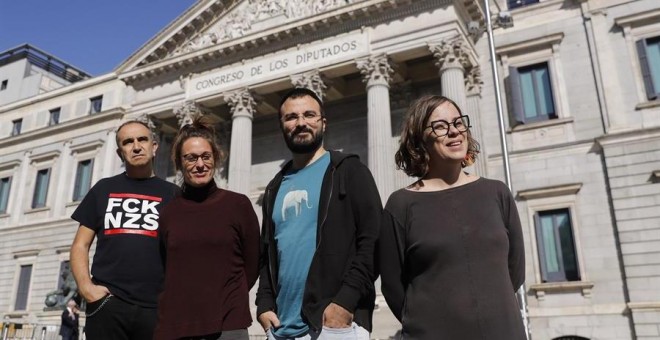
left=0, top=1, right=197, bottom=76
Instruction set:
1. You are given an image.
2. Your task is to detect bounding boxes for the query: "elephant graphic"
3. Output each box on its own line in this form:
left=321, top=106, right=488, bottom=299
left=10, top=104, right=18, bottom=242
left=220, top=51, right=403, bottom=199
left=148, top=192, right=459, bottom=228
left=282, top=190, right=313, bottom=221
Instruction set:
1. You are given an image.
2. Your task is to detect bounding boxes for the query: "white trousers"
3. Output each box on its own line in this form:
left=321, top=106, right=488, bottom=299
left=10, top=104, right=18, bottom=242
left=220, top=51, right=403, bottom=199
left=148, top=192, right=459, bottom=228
left=266, top=322, right=370, bottom=340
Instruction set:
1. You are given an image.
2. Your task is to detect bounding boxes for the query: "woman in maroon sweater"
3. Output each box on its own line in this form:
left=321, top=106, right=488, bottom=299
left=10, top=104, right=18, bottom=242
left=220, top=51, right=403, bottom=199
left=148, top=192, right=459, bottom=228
left=154, top=117, right=260, bottom=340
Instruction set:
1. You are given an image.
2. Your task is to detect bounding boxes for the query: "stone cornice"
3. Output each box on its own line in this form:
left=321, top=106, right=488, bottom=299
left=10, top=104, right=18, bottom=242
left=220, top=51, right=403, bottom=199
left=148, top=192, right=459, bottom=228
left=614, top=8, right=660, bottom=28
left=117, top=0, right=233, bottom=73
left=0, top=108, right=125, bottom=150
left=119, top=0, right=448, bottom=85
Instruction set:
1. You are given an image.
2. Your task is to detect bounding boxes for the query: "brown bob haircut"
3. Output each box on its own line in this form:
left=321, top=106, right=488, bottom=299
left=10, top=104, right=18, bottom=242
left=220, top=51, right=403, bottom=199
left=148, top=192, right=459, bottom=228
left=395, top=95, right=480, bottom=177
left=171, top=115, right=226, bottom=172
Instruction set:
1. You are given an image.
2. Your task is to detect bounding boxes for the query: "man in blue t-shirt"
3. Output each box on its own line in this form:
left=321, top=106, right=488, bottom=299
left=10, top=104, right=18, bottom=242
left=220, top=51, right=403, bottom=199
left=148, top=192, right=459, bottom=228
left=256, top=88, right=382, bottom=340
left=70, top=120, right=178, bottom=340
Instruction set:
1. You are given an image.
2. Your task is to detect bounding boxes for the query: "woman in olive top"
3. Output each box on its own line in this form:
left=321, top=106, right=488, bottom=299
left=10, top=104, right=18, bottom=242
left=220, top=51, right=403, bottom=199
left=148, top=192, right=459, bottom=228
left=154, top=117, right=260, bottom=340
left=378, top=95, right=526, bottom=340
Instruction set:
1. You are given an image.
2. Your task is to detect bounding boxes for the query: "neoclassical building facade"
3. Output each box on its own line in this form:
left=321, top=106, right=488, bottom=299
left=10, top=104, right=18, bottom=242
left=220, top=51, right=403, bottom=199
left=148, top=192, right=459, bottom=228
left=1, top=0, right=659, bottom=339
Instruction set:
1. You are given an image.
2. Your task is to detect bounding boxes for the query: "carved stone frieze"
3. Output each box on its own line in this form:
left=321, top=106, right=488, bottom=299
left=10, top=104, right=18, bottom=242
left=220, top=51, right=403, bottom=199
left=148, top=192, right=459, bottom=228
left=465, top=65, right=483, bottom=95
left=356, top=53, right=394, bottom=87
left=428, top=37, right=473, bottom=72
left=290, top=70, right=327, bottom=100
left=224, top=88, right=256, bottom=119
left=174, top=101, right=203, bottom=127
left=171, top=0, right=358, bottom=57
left=136, top=114, right=158, bottom=131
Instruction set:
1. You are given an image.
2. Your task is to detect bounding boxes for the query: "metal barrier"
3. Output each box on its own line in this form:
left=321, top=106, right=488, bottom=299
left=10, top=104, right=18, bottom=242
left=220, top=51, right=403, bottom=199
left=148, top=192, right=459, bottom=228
left=0, top=323, right=85, bottom=340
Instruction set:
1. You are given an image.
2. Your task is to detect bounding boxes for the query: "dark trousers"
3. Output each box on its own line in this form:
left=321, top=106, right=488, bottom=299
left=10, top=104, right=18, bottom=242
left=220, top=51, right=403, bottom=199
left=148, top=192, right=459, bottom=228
left=84, top=295, right=157, bottom=340
left=183, top=329, right=249, bottom=340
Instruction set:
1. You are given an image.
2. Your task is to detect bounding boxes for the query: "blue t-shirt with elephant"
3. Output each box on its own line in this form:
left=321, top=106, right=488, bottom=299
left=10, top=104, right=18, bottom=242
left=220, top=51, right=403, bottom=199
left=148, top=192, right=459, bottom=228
left=272, top=152, right=330, bottom=337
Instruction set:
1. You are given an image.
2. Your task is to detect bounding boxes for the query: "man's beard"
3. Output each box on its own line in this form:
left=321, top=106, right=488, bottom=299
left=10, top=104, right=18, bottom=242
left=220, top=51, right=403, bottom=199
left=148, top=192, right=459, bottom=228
left=284, top=128, right=324, bottom=154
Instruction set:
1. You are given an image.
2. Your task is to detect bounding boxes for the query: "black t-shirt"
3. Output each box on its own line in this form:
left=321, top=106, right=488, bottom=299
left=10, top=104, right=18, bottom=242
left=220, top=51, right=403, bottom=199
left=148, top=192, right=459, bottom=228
left=71, top=173, right=179, bottom=308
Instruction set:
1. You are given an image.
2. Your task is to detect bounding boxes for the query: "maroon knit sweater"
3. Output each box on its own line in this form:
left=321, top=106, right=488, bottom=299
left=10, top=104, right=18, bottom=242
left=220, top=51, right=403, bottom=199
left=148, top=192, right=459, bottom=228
left=154, top=181, right=260, bottom=340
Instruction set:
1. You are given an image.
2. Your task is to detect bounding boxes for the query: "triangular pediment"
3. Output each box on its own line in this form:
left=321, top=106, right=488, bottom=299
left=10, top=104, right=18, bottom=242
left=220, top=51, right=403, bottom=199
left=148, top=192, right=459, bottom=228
left=116, top=0, right=367, bottom=74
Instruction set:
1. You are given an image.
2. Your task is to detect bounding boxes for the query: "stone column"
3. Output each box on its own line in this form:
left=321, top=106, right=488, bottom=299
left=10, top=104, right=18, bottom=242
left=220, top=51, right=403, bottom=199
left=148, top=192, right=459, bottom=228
left=290, top=70, right=327, bottom=101
left=103, top=129, right=118, bottom=177
left=224, top=89, right=256, bottom=195
left=356, top=53, right=396, bottom=202
left=429, top=37, right=473, bottom=111
left=465, top=65, right=488, bottom=177
left=11, top=151, right=31, bottom=224
left=53, top=141, right=72, bottom=215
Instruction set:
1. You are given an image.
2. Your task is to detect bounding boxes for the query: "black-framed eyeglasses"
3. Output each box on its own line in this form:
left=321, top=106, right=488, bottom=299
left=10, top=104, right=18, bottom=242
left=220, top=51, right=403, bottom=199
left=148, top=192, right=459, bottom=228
left=425, top=115, right=471, bottom=137
left=182, top=152, right=213, bottom=165
left=281, top=111, right=323, bottom=124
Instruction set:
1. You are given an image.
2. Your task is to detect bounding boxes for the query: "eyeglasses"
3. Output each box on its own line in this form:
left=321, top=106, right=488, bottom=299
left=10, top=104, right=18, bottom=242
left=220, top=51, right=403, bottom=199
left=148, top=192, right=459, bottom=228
left=281, top=111, right=323, bottom=124
left=425, top=115, right=471, bottom=137
left=182, top=152, right=213, bottom=165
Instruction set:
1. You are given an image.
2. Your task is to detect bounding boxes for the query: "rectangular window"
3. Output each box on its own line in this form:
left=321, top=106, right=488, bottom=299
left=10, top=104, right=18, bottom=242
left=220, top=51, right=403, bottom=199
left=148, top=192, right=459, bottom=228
left=637, top=36, right=660, bottom=100
left=0, top=177, right=11, bottom=214
left=73, top=159, right=93, bottom=201
left=14, top=264, right=33, bottom=310
left=508, top=0, right=539, bottom=9
left=89, top=95, right=103, bottom=114
left=32, top=168, right=51, bottom=209
left=49, top=108, right=61, bottom=126
left=535, top=209, right=580, bottom=282
left=509, top=62, right=557, bottom=125
left=1, top=79, right=7, bottom=91
left=11, top=119, right=22, bottom=136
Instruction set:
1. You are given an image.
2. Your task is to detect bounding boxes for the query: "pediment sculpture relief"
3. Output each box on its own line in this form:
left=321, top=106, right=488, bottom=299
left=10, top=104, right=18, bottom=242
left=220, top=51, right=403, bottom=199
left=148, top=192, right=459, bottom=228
left=171, top=0, right=358, bottom=57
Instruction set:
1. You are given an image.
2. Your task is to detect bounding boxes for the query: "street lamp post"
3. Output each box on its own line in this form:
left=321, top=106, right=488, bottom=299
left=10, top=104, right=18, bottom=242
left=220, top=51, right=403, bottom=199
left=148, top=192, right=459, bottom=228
left=482, top=0, right=531, bottom=338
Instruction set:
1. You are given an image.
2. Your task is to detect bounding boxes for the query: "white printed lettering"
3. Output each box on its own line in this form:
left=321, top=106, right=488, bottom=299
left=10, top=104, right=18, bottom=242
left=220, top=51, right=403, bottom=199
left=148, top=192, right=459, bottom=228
left=142, top=214, right=159, bottom=231
left=122, top=198, right=140, bottom=213
left=106, top=198, right=122, bottom=212
left=123, top=213, right=141, bottom=228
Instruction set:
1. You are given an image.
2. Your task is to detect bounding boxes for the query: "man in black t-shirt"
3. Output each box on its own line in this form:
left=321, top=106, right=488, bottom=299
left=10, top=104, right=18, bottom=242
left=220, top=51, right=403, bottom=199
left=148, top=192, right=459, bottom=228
left=70, top=120, right=178, bottom=340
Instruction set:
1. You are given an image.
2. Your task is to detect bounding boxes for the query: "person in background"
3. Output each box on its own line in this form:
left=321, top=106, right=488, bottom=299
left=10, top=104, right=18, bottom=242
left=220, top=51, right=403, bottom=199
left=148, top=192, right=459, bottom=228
left=378, top=95, right=526, bottom=340
left=154, top=116, right=260, bottom=340
left=60, top=299, right=79, bottom=340
left=70, top=120, right=179, bottom=340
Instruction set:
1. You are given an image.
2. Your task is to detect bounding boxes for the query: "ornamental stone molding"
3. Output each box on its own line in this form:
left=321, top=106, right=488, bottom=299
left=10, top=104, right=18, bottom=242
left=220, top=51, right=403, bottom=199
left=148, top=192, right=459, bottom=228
left=428, top=37, right=473, bottom=72
left=290, top=70, right=327, bottom=100
left=171, top=0, right=358, bottom=57
left=356, top=53, right=394, bottom=87
left=465, top=65, right=483, bottom=95
left=224, top=88, right=256, bottom=119
left=134, top=114, right=158, bottom=131
left=174, top=101, right=203, bottom=127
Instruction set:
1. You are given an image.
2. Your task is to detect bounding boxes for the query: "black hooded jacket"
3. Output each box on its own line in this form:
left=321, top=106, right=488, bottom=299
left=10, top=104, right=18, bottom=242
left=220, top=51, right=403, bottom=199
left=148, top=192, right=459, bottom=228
left=255, top=150, right=382, bottom=332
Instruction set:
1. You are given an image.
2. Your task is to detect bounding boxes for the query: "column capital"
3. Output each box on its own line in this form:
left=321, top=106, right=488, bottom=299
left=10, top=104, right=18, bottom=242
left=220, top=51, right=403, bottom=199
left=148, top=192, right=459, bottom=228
left=224, top=88, right=256, bottom=120
left=173, top=101, right=202, bottom=127
left=428, top=37, right=473, bottom=72
left=465, top=65, right=483, bottom=96
left=136, top=113, right=159, bottom=131
left=290, top=69, right=327, bottom=100
left=356, top=53, right=394, bottom=87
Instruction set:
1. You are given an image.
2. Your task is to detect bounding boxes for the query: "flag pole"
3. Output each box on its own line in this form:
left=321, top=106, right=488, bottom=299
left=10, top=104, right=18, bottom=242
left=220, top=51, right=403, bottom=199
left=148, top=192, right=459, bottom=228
left=482, top=0, right=531, bottom=338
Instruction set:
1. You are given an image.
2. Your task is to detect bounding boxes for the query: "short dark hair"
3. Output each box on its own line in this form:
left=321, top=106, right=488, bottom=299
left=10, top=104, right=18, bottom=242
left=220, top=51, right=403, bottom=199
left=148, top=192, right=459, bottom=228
left=115, top=120, right=154, bottom=147
left=395, top=95, right=480, bottom=177
left=171, top=116, right=226, bottom=173
left=278, top=87, right=325, bottom=117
